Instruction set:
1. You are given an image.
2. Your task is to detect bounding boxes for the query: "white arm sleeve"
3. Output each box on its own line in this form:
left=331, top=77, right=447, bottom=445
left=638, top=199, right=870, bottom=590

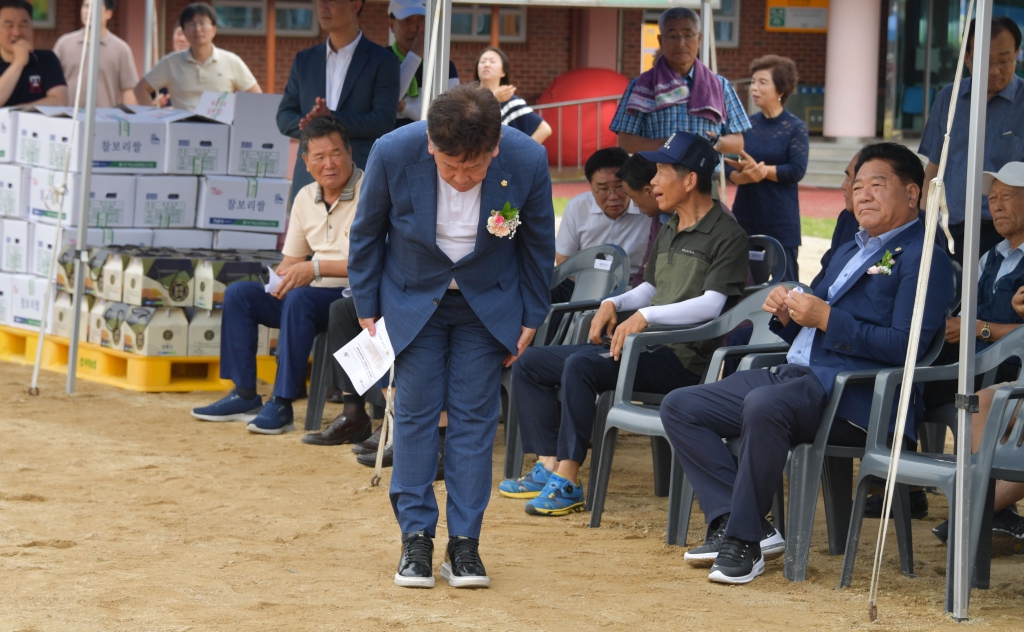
left=399, top=52, right=421, bottom=97
left=637, top=290, right=729, bottom=326
left=402, top=95, right=422, bottom=122
left=603, top=282, right=657, bottom=311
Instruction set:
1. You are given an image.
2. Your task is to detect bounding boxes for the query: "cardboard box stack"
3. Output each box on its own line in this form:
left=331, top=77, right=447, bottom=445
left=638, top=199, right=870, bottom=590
left=0, top=96, right=290, bottom=360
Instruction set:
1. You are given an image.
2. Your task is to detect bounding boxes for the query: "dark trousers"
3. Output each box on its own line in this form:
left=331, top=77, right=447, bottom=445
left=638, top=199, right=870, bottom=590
left=783, top=246, right=799, bottom=283
left=390, top=292, right=507, bottom=539
left=946, top=220, right=1001, bottom=265
left=660, top=365, right=867, bottom=542
left=327, top=296, right=387, bottom=408
left=220, top=281, right=342, bottom=399
left=514, top=344, right=700, bottom=464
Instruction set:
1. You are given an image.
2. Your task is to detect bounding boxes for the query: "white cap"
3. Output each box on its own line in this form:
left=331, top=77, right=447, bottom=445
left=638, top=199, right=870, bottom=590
left=983, top=162, right=1024, bottom=194
left=388, top=0, right=426, bottom=20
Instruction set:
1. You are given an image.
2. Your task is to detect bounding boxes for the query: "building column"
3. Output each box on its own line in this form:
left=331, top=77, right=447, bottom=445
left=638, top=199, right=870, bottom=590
left=823, top=0, right=881, bottom=139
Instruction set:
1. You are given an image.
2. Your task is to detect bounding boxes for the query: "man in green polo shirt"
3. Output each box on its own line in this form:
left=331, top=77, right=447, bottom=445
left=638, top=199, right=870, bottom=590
left=502, top=131, right=749, bottom=516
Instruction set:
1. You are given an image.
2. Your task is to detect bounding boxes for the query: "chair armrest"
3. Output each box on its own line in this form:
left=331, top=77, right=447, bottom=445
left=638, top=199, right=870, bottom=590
left=736, top=352, right=790, bottom=372
left=810, top=368, right=886, bottom=451
left=534, top=299, right=607, bottom=347
left=705, top=343, right=791, bottom=384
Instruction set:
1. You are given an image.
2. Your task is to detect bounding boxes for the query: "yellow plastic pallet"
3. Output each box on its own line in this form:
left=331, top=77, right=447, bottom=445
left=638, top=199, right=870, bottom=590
left=0, top=325, right=280, bottom=393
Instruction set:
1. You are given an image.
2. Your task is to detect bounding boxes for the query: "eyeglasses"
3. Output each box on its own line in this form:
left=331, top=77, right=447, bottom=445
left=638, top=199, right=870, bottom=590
left=594, top=185, right=625, bottom=198
left=968, top=54, right=1017, bottom=69
left=662, top=32, right=700, bottom=43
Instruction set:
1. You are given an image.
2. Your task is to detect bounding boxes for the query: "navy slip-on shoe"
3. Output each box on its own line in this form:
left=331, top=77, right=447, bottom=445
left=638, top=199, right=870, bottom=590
left=246, top=399, right=295, bottom=435
left=192, top=390, right=264, bottom=422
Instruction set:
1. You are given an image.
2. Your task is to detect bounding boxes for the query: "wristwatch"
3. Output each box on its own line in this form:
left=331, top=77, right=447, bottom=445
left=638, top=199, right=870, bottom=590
left=981, top=321, right=992, bottom=340
left=313, top=259, right=322, bottom=283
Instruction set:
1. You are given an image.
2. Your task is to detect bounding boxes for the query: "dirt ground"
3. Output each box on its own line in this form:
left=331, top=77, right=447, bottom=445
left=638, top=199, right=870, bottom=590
left=2, top=362, right=1023, bottom=631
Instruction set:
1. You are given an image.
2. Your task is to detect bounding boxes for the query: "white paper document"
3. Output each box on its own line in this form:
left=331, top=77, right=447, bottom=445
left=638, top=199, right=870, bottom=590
left=265, top=266, right=282, bottom=294
left=334, top=319, right=394, bottom=395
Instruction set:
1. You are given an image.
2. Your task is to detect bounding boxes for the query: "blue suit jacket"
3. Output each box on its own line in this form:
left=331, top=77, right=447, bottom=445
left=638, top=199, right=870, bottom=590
left=771, top=219, right=954, bottom=438
left=348, top=122, right=556, bottom=357
left=277, top=36, right=400, bottom=198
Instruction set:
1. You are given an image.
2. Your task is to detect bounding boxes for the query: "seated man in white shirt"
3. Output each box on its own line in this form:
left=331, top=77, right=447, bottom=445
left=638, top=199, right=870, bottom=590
left=552, top=148, right=654, bottom=303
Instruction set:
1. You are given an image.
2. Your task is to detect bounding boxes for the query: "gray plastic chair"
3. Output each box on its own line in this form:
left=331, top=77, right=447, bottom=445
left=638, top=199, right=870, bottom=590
left=839, top=327, right=1024, bottom=612
left=587, top=285, right=789, bottom=543
left=304, top=332, right=331, bottom=431
left=502, top=244, right=629, bottom=480
left=746, top=234, right=787, bottom=292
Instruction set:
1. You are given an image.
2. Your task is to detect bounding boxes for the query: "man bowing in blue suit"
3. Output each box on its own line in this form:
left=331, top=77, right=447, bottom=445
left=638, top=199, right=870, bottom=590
left=660, top=142, right=954, bottom=585
left=348, top=84, right=555, bottom=589
left=277, top=0, right=399, bottom=200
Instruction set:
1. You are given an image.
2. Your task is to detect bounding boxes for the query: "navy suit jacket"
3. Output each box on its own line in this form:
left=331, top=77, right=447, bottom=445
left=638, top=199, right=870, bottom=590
left=277, top=36, right=400, bottom=197
left=348, top=122, right=555, bottom=357
left=771, top=219, right=954, bottom=438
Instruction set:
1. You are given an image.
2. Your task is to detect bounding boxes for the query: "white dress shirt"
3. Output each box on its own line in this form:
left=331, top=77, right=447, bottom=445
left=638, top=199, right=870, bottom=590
left=436, top=172, right=482, bottom=288
left=326, top=32, right=362, bottom=110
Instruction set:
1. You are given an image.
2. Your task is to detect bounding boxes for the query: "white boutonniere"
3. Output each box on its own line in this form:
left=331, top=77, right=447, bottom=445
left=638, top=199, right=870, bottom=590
left=867, top=250, right=895, bottom=275
left=487, top=201, right=521, bottom=239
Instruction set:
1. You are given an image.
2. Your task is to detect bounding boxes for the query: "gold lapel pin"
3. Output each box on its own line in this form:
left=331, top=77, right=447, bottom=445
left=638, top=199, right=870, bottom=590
left=500, top=180, right=508, bottom=187
left=895, top=247, right=902, bottom=253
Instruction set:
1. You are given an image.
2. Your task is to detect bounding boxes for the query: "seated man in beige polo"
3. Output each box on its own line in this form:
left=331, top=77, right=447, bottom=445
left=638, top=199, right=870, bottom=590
left=190, top=116, right=357, bottom=435
left=134, top=2, right=260, bottom=111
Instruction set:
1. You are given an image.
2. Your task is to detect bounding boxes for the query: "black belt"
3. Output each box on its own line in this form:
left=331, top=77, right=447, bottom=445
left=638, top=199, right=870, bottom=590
left=446, top=288, right=462, bottom=295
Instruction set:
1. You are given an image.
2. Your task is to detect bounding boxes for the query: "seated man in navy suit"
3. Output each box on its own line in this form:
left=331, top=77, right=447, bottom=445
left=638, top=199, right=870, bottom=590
left=660, top=142, right=954, bottom=584
left=277, top=0, right=399, bottom=200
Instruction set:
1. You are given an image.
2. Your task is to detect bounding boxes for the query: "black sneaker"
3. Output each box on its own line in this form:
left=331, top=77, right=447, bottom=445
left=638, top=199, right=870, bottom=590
left=864, top=490, right=929, bottom=520
left=991, top=507, right=1024, bottom=557
left=684, top=513, right=729, bottom=566
left=395, top=531, right=434, bottom=588
left=760, top=518, right=786, bottom=561
left=708, top=536, right=765, bottom=584
left=440, top=536, right=490, bottom=588
left=932, top=520, right=949, bottom=545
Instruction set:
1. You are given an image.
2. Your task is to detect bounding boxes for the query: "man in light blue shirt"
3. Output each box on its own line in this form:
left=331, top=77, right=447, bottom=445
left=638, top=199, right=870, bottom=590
left=919, top=16, right=1024, bottom=263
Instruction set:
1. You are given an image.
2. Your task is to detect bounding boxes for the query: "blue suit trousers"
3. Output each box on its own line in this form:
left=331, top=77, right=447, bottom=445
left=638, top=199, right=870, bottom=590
left=390, top=292, right=507, bottom=539
left=220, top=281, right=343, bottom=399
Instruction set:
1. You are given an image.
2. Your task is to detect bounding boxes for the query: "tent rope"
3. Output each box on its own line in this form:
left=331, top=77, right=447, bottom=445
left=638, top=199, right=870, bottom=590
left=28, top=2, right=97, bottom=396
left=866, top=0, right=974, bottom=620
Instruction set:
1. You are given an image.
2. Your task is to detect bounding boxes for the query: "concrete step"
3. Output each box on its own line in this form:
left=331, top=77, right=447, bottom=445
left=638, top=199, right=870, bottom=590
left=802, top=169, right=845, bottom=188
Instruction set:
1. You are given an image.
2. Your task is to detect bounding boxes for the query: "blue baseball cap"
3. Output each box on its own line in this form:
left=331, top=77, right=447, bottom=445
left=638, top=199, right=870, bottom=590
left=638, top=131, right=719, bottom=178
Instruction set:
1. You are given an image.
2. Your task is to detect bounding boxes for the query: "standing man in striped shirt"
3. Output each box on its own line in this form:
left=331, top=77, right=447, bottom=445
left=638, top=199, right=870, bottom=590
left=610, top=7, right=749, bottom=156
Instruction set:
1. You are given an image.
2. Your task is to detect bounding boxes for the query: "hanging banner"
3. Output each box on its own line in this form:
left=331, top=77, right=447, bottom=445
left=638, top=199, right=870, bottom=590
left=641, top=22, right=661, bottom=72
left=765, top=0, right=828, bottom=33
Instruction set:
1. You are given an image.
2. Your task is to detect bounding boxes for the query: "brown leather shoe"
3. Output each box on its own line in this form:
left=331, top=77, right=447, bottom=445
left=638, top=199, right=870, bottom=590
left=302, top=413, right=372, bottom=446
left=352, top=425, right=382, bottom=455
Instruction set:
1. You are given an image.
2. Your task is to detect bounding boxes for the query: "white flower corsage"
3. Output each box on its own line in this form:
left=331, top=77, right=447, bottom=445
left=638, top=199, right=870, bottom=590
left=487, top=202, right=521, bottom=239
left=867, top=250, right=895, bottom=275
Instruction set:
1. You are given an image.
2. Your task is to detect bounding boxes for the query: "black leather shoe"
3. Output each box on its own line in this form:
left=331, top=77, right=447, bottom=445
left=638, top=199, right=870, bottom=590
left=325, top=386, right=345, bottom=404
left=440, top=536, right=489, bottom=588
left=395, top=531, right=434, bottom=588
left=358, top=442, right=444, bottom=481
left=864, top=490, right=929, bottom=520
left=301, top=413, right=372, bottom=446
left=352, top=425, right=382, bottom=455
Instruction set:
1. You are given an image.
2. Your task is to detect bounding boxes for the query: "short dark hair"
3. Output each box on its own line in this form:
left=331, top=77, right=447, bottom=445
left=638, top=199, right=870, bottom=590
left=99, top=0, right=116, bottom=10
left=0, top=0, right=32, bottom=17
left=180, top=3, right=218, bottom=30
left=617, top=153, right=658, bottom=191
left=967, top=16, right=1022, bottom=51
left=300, top=116, right=351, bottom=155
left=427, top=83, right=502, bottom=160
left=749, top=55, right=799, bottom=105
left=584, top=148, right=629, bottom=182
left=672, top=164, right=713, bottom=195
left=855, top=142, right=925, bottom=191
left=473, top=47, right=511, bottom=86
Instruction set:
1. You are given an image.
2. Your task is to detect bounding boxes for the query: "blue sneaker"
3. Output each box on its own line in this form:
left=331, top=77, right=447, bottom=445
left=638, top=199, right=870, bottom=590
left=524, top=473, right=585, bottom=516
left=192, top=390, right=264, bottom=422
left=246, top=398, right=295, bottom=435
left=499, top=462, right=552, bottom=499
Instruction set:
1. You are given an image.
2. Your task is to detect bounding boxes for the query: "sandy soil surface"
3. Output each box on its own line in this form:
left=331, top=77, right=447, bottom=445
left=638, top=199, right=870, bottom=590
left=1, top=360, right=1023, bottom=631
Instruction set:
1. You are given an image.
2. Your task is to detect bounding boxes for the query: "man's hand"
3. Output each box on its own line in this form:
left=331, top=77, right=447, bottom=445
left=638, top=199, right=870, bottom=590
left=359, top=317, right=380, bottom=336
left=762, top=285, right=791, bottom=326
left=504, top=327, right=537, bottom=367
left=11, top=39, right=32, bottom=68
left=299, top=97, right=331, bottom=131
left=785, top=290, right=831, bottom=331
left=589, top=301, right=619, bottom=345
left=1013, top=286, right=1024, bottom=319
left=945, top=316, right=961, bottom=343
left=271, top=261, right=315, bottom=299
left=609, top=312, right=648, bottom=361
